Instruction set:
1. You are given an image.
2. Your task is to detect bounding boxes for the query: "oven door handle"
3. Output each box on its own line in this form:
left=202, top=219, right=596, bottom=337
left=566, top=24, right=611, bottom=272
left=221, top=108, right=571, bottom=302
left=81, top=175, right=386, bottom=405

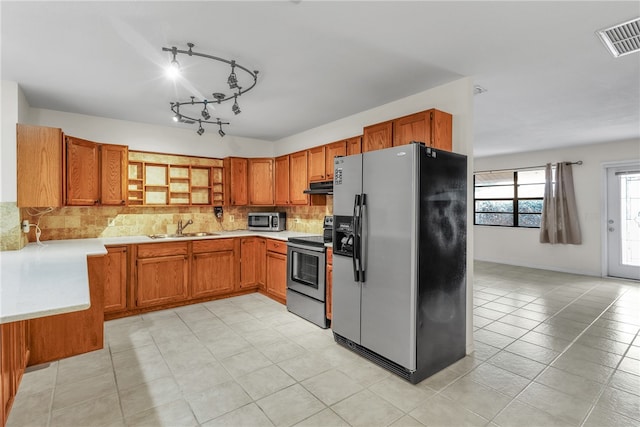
left=286, top=242, right=326, bottom=253
left=352, top=194, right=361, bottom=282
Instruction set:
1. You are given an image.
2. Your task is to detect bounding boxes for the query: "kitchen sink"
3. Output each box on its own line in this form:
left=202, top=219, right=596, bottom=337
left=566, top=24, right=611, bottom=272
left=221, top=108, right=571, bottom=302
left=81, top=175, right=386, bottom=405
left=148, top=232, right=219, bottom=239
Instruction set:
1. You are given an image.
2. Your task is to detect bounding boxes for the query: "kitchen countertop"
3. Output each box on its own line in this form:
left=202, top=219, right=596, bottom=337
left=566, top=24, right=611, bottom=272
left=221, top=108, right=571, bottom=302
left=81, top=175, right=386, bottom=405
left=0, top=230, right=319, bottom=324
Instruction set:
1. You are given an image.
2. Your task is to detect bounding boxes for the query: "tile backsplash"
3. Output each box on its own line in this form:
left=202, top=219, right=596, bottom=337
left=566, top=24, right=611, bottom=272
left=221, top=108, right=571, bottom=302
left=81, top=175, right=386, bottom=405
left=1, top=202, right=28, bottom=250
left=21, top=200, right=332, bottom=242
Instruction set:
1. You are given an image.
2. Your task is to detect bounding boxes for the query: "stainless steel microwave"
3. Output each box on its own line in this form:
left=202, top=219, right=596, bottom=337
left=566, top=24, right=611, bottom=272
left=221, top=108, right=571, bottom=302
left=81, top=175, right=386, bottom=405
left=248, top=212, right=286, bottom=231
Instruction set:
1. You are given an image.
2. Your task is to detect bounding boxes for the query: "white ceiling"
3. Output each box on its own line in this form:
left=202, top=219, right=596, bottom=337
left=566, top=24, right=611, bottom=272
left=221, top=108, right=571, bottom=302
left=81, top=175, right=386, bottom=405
left=2, top=1, right=639, bottom=157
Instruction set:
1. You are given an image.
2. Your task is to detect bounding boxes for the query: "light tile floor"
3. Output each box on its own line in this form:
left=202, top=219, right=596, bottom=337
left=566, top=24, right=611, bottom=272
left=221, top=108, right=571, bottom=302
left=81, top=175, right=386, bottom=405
left=8, top=261, right=640, bottom=427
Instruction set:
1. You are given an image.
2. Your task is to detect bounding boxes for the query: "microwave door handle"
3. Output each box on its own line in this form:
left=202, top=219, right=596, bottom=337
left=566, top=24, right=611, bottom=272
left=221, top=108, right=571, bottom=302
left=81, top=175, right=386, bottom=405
left=359, top=193, right=366, bottom=283
left=352, top=194, right=361, bottom=282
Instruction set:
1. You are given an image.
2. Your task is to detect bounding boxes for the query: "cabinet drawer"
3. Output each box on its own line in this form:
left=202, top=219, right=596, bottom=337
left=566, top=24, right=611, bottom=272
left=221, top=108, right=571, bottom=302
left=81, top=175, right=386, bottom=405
left=327, top=247, right=333, bottom=265
left=266, top=239, right=287, bottom=255
left=137, top=242, right=188, bottom=258
left=192, top=238, right=235, bottom=254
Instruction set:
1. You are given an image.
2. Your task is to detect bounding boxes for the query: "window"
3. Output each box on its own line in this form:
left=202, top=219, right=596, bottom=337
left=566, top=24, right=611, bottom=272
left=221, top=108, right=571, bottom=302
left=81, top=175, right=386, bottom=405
left=474, top=169, right=546, bottom=227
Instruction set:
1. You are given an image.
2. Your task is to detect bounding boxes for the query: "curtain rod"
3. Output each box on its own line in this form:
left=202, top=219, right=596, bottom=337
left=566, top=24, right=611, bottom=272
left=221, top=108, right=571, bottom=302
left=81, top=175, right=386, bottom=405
left=475, top=160, right=583, bottom=174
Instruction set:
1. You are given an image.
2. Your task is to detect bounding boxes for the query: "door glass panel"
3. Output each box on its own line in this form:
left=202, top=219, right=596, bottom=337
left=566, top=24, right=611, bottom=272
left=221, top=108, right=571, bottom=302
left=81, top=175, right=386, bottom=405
left=291, top=251, right=319, bottom=288
left=619, top=172, right=640, bottom=266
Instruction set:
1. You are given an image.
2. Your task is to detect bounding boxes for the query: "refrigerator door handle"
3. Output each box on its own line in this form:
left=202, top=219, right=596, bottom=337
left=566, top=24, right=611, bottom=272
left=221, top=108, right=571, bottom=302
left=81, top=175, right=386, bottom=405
left=352, top=194, right=361, bottom=282
left=359, top=193, right=367, bottom=283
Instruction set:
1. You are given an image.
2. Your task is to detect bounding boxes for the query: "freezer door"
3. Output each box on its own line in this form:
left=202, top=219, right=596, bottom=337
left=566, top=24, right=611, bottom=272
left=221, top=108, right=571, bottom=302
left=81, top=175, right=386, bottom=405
left=333, top=154, right=362, bottom=216
left=332, top=153, right=363, bottom=343
left=360, top=144, right=418, bottom=370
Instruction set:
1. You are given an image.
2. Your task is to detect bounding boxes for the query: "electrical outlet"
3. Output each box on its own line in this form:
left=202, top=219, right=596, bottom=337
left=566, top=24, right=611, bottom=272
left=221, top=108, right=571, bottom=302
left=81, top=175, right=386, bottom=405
left=229, top=215, right=234, bottom=223
left=21, top=220, right=30, bottom=233
left=108, top=218, right=116, bottom=227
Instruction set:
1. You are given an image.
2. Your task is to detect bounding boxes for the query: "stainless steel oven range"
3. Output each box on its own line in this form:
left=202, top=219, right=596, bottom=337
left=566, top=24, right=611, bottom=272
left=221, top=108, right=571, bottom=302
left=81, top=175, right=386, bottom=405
left=286, top=235, right=327, bottom=328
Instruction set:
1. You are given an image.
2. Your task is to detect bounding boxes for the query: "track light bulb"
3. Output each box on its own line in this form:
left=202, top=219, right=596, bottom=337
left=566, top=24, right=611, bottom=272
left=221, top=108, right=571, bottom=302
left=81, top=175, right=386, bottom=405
left=201, top=107, right=211, bottom=120
left=166, top=48, right=181, bottom=79
left=218, top=129, right=225, bottom=137
left=173, top=114, right=179, bottom=122
left=197, top=121, right=205, bottom=135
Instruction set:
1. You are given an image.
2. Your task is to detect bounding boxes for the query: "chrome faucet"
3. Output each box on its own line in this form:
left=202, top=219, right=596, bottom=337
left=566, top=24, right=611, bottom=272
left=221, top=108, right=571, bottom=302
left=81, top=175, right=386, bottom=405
left=177, top=219, right=193, bottom=235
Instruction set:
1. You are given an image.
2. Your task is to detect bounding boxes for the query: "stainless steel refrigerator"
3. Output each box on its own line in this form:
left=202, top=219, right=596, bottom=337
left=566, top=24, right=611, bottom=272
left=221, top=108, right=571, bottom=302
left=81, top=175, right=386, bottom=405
left=332, top=143, right=467, bottom=384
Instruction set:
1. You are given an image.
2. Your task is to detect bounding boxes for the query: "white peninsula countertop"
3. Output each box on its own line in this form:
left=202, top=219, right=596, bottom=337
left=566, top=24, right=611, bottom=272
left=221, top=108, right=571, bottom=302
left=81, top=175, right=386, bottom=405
left=0, top=230, right=319, bottom=324
left=0, top=239, right=107, bottom=324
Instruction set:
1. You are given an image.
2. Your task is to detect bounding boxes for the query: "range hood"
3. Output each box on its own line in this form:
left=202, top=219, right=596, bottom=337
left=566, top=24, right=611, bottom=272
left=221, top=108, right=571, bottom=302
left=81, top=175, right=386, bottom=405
left=303, top=180, right=333, bottom=195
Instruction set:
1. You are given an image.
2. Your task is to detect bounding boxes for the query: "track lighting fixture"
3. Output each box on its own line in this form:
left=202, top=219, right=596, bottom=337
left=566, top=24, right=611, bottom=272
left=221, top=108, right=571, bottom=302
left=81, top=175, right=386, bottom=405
left=232, top=94, right=241, bottom=115
left=162, top=42, right=258, bottom=137
left=172, top=103, right=180, bottom=122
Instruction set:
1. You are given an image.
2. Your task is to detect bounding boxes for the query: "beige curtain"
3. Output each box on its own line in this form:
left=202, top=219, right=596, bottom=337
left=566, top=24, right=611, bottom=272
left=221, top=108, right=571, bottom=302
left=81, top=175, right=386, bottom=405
left=540, top=163, right=582, bottom=244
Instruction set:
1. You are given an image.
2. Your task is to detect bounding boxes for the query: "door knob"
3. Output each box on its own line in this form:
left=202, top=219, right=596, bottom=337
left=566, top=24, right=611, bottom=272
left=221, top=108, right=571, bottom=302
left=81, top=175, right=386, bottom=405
left=608, top=227, right=615, bottom=232
left=608, top=219, right=614, bottom=224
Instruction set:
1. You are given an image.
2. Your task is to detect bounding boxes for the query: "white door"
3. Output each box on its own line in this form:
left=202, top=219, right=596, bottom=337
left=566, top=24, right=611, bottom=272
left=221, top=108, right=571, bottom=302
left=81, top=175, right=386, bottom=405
left=606, top=164, right=640, bottom=280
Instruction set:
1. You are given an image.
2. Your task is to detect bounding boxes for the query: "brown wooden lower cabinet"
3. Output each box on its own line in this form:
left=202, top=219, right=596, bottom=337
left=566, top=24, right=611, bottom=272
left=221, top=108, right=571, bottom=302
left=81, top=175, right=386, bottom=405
left=1, top=320, right=29, bottom=427
left=239, top=237, right=258, bottom=289
left=136, top=255, right=189, bottom=307
left=265, top=239, right=288, bottom=302
left=28, top=255, right=104, bottom=366
left=256, top=238, right=267, bottom=291
left=103, top=246, right=128, bottom=314
left=191, top=239, right=237, bottom=298
left=100, top=237, right=290, bottom=319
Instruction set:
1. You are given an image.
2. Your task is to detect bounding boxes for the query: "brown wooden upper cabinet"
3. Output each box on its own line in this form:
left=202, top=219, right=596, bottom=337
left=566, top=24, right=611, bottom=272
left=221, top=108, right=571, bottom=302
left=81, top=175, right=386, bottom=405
left=65, top=136, right=128, bottom=206
left=223, top=157, right=248, bottom=206
left=362, top=109, right=452, bottom=154
left=289, top=150, right=308, bottom=205
left=362, top=121, right=393, bottom=152
left=100, top=144, right=128, bottom=205
left=274, top=155, right=290, bottom=205
left=307, top=145, right=326, bottom=182
left=17, top=124, right=64, bottom=207
left=346, top=136, right=362, bottom=156
left=325, top=140, right=347, bottom=180
left=393, top=109, right=452, bottom=151
left=248, top=158, right=274, bottom=206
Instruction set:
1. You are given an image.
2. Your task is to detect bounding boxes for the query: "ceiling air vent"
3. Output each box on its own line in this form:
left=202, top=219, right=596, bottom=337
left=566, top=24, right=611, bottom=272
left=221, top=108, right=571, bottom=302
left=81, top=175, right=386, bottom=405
left=596, top=17, right=640, bottom=58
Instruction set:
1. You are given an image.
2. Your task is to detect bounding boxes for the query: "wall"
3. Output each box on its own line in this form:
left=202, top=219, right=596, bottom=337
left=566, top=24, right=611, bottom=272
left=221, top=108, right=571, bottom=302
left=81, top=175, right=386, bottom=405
left=474, top=138, right=640, bottom=276
left=275, top=77, right=476, bottom=354
left=275, top=79, right=473, bottom=156
left=28, top=108, right=274, bottom=159
left=0, top=81, right=29, bottom=250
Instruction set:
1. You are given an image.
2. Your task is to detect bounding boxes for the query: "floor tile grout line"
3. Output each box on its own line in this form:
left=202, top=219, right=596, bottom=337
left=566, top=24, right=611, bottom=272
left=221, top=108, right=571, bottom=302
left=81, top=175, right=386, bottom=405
left=106, top=342, right=127, bottom=426
left=577, top=323, right=640, bottom=427
left=488, top=283, right=635, bottom=426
